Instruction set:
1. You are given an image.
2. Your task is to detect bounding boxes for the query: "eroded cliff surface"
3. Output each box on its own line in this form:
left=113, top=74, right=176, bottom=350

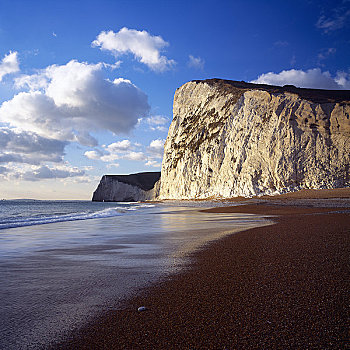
left=158, top=79, right=350, bottom=199
left=92, top=172, right=160, bottom=201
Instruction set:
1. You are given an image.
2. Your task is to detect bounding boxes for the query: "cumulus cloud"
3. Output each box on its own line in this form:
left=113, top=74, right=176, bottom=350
left=187, top=55, right=205, bottom=70
left=335, top=71, right=350, bottom=88
left=148, top=139, right=165, bottom=158
left=106, top=139, right=132, bottom=152
left=92, top=27, right=175, bottom=72
left=84, top=139, right=145, bottom=163
left=1, top=60, right=150, bottom=146
left=0, top=51, right=20, bottom=82
left=21, top=165, right=85, bottom=181
left=0, top=128, right=66, bottom=165
left=15, top=71, right=48, bottom=90
left=84, top=150, right=103, bottom=160
left=84, top=137, right=165, bottom=169
left=0, top=128, right=66, bottom=156
left=83, top=135, right=165, bottom=169
left=0, top=163, right=86, bottom=182
left=251, top=68, right=350, bottom=89
left=100, top=154, right=120, bottom=162
left=84, top=149, right=119, bottom=162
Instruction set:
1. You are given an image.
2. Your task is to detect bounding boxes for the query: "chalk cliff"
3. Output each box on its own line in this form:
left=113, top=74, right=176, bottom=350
left=158, top=79, right=350, bottom=199
left=92, top=172, right=160, bottom=202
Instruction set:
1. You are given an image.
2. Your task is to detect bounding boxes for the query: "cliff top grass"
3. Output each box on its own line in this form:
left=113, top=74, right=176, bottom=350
left=192, top=78, right=350, bottom=104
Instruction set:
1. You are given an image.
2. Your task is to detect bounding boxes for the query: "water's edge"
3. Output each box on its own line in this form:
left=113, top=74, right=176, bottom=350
left=0, top=201, right=271, bottom=350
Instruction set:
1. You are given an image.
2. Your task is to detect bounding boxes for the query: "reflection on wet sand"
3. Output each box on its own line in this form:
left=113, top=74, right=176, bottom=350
left=0, top=204, right=270, bottom=350
left=156, top=207, right=273, bottom=261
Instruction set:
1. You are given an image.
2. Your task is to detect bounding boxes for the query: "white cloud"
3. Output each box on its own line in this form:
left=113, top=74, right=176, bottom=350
left=145, top=115, right=169, bottom=131
left=251, top=68, right=350, bottom=89
left=84, top=149, right=120, bottom=163
left=106, top=139, right=132, bottom=152
left=84, top=150, right=103, bottom=160
left=92, top=27, right=175, bottom=72
left=84, top=139, right=145, bottom=163
left=148, top=139, right=165, bottom=158
left=100, top=154, right=120, bottom=162
left=0, top=51, right=20, bottom=82
left=85, top=149, right=144, bottom=162
left=123, top=151, right=144, bottom=161
left=146, top=115, right=168, bottom=125
left=84, top=138, right=164, bottom=167
left=0, top=60, right=149, bottom=146
left=335, top=71, right=350, bottom=89
left=15, top=72, right=48, bottom=90
left=187, top=55, right=204, bottom=70
left=145, top=160, right=161, bottom=167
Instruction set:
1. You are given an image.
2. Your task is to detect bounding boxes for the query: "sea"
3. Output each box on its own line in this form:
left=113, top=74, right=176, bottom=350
left=0, top=199, right=270, bottom=349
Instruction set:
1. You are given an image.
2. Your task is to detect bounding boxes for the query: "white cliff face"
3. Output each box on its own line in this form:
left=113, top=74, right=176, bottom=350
left=92, top=176, right=146, bottom=201
left=158, top=80, right=350, bottom=199
left=92, top=172, right=160, bottom=201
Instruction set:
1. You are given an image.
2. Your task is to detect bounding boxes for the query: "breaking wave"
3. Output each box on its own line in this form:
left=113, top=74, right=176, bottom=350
left=0, top=203, right=155, bottom=230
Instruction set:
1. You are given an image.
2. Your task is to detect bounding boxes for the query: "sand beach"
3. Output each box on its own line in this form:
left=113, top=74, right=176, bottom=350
left=52, top=189, right=350, bottom=349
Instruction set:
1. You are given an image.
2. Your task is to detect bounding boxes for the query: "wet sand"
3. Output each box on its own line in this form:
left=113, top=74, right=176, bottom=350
left=53, top=196, right=350, bottom=349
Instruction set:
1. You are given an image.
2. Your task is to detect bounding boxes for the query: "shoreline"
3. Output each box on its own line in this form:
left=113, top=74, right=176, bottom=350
left=52, top=198, right=349, bottom=349
left=147, top=187, right=350, bottom=203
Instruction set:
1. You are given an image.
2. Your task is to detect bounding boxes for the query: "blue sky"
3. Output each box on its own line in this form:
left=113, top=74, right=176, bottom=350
left=0, top=0, right=349, bottom=199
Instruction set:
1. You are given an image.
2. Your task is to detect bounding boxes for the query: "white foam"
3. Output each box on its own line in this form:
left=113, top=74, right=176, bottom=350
left=0, top=204, right=155, bottom=230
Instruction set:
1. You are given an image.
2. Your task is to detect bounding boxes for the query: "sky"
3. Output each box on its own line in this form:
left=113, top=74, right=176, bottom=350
left=0, top=0, right=349, bottom=200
